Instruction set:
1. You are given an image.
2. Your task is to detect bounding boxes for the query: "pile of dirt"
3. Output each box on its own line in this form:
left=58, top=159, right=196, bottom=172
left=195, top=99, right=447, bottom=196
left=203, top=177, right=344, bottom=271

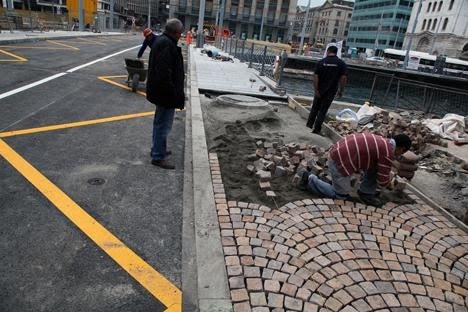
left=201, top=95, right=331, bottom=207
left=201, top=95, right=413, bottom=207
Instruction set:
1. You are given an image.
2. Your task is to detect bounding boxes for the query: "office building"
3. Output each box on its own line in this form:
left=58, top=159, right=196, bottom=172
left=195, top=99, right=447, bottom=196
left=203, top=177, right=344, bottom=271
left=347, top=0, right=415, bottom=53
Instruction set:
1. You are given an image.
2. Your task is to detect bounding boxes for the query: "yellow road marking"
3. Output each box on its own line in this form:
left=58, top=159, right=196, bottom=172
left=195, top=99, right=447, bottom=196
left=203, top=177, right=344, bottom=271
left=0, top=49, right=28, bottom=62
left=98, top=76, right=186, bottom=111
left=98, top=75, right=147, bottom=96
left=47, top=40, right=80, bottom=50
left=0, top=111, right=154, bottom=138
left=78, top=37, right=106, bottom=45
left=0, top=139, right=182, bottom=311
left=0, top=45, right=72, bottom=50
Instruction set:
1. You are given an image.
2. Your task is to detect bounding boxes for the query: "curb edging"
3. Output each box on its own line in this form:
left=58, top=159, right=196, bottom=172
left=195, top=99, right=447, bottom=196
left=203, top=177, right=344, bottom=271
left=189, top=45, right=233, bottom=311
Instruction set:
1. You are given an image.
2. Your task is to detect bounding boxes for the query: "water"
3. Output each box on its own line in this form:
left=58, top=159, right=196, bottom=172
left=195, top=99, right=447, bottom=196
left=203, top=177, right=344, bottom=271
left=280, top=76, right=468, bottom=116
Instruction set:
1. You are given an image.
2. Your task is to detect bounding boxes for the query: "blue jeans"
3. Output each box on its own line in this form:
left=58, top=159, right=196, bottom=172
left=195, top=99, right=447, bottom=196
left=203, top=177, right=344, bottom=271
left=151, top=106, right=175, bottom=161
left=306, top=160, right=378, bottom=198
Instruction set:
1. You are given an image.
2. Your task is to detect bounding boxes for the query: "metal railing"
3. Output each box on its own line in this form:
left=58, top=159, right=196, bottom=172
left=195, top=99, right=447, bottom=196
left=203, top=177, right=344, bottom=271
left=214, top=37, right=468, bottom=115
left=352, top=69, right=468, bottom=115
left=216, top=37, right=286, bottom=86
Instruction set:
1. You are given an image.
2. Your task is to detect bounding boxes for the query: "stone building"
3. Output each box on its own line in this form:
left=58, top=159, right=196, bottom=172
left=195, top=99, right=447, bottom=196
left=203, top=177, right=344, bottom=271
left=291, top=0, right=353, bottom=46
left=403, top=0, right=468, bottom=58
left=171, top=0, right=298, bottom=42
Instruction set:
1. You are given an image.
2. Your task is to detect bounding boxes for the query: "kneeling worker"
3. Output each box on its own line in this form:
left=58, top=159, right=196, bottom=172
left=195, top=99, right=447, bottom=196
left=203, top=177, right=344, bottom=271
left=301, top=133, right=412, bottom=207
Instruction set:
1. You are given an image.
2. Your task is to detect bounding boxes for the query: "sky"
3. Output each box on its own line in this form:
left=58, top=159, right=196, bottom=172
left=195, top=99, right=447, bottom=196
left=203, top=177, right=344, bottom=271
left=297, top=0, right=354, bottom=8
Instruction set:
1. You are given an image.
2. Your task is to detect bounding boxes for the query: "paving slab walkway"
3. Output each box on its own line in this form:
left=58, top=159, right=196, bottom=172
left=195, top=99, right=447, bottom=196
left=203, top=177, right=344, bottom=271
left=208, top=153, right=468, bottom=312
left=191, top=46, right=283, bottom=99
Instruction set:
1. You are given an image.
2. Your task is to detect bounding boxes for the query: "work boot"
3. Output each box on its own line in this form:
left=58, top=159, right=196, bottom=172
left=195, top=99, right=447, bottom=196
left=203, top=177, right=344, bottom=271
left=151, top=159, right=175, bottom=169
left=312, top=129, right=323, bottom=136
left=358, top=190, right=382, bottom=207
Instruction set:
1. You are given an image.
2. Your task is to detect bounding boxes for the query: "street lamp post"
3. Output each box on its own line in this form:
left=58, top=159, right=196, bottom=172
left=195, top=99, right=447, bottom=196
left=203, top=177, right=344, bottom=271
left=299, top=0, right=311, bottom=54
left=148, top=0, right=151, bottom=28
left=404, top=0, right=423, bottom=69
left=197, top=0, right=206, bottom=47
left=259, top=0, right=269, bottom=41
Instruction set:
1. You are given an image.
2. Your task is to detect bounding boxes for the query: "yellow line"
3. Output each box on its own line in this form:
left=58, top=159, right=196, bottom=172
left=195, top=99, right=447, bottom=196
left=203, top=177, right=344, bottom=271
left=0, top=112, right=154, bottom=138
left=0, top=49, right=28, bottom=62
left=78, top=37, right=106, bottom=45
left=0, top=139, right=182, bottom=311
left=98, top=76, right=185, bottom=111
left=0, top=45, right=72, bottom=50
left=98, top=75, right=147, bottom=96
left=47, top=40, right=80, bottom=50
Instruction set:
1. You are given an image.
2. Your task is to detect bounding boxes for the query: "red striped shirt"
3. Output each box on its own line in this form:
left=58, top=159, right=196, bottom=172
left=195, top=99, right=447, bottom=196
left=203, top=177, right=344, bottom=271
left=329, top=133, right=394, bottom=186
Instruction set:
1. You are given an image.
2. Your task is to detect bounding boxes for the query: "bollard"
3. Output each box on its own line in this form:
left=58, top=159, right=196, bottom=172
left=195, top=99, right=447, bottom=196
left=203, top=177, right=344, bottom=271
left=234, top=39, right=238, bottom=59
left=259, top=45, right=268, bottom=76
left=241, top=40, right=246, bottom=62
left=248, top=43, right=255, bottom=68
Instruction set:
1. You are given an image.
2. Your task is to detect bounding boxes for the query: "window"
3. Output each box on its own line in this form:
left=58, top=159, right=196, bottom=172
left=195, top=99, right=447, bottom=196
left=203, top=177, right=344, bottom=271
left=335, top=20, right=339, bottom=26
left=449, top=0, right=454, bottom=9
left=333, top=28, right=338, bottom=34
left=432, top=18, right=437, bottom=30
left=427, top=2, right=431, bottom=12
left=422, top=19, right=426, bottom=30
left=348, top=13, right=352, bottom=18
left=438, top=1, right=443, bottom=10
left=442, top=17, right=448, bottom=30
left=427, top=19, right=432, bottom=30
left=432, top=2, right=436, bottom=11
left=337, top=11, right=341, bottom=16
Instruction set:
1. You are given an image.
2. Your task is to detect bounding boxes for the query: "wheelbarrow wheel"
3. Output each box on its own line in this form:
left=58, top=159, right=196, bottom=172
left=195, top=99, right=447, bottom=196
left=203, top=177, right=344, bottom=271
left=132, top=73, right=139, bottom=92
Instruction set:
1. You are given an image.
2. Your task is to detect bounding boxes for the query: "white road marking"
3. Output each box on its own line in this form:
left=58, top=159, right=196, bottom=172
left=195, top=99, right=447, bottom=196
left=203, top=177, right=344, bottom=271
left=0, top=45, right=139, bottom=101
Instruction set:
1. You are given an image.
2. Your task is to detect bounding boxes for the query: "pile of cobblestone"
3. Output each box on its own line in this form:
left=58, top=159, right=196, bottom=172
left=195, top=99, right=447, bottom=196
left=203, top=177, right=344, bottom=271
left=328, top=110, right=446, bottom=154
left=246, top=141, right=329, bottom=198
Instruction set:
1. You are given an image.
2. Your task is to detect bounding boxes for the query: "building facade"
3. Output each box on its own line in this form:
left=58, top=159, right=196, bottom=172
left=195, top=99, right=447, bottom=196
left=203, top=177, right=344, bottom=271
left=315, top=0, right=353, bottom=45
left=403, top=0, right=468, bottom=58
left=291, top=0, right=353, bottom=46
left=347, top=0, right=415, bottom=53
left=171, top=0, right=298, bottom=42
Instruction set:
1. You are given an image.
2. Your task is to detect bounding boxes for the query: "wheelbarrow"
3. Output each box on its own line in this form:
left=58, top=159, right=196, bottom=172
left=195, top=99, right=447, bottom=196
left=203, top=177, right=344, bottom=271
left=125, top=58, right=147, bottom=92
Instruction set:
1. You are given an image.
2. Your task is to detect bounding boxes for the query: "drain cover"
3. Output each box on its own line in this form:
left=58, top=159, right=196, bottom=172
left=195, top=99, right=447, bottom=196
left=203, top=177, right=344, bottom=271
left=87, top=178, right=105, bottom=185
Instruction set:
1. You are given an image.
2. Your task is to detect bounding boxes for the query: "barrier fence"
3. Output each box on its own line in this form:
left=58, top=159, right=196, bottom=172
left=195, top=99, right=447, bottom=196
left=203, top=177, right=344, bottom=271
left=215, top=37, right=468, bottom=116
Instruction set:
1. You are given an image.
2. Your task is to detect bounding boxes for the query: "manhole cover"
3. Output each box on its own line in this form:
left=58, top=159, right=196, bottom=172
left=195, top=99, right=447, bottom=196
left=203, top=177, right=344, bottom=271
left=216, top=94, right=269, bottom=108
left=87, top=178, right=106, bottom=185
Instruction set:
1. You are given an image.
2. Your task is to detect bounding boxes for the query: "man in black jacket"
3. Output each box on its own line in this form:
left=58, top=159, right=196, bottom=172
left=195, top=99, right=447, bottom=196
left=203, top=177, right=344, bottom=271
left=306, top=45, right=347, bottom=135
left=146, top=18, right=185, bottom=169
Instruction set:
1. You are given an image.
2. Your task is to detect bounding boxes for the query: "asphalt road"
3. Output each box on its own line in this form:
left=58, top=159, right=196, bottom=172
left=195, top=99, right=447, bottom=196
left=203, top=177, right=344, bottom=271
left=0, top=35, right=185, bottom=311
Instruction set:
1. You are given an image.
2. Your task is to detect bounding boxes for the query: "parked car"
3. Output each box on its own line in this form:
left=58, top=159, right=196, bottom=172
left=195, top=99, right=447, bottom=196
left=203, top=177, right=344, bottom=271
left=365, top=56, right=390, bottom=66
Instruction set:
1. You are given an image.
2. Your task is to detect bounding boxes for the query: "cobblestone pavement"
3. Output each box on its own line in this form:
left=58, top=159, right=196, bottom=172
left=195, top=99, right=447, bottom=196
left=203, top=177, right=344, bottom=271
left=208, top=153, right=468, bottom=312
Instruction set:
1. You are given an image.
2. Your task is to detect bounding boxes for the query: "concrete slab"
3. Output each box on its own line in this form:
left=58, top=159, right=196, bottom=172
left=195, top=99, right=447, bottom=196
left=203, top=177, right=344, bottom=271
left=189, top=46, right=232, bottom=311
left=191, top=46, right=284, bottom=100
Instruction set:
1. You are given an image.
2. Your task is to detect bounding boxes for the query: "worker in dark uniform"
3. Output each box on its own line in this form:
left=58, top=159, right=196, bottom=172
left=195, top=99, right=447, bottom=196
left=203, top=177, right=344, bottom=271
left=306, top=45, right=347, bottom=135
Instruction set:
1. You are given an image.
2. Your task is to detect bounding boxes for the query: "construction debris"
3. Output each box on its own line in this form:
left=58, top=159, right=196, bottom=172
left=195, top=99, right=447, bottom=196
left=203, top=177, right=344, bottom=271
left=247, top=140, right=327, bottom=198
left=328, top=110, right=447, bottom=153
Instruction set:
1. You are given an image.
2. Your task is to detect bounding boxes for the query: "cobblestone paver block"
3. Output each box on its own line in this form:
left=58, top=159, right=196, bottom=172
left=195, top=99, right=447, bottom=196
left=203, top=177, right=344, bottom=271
left=208, top=153, right=468, bottom=311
